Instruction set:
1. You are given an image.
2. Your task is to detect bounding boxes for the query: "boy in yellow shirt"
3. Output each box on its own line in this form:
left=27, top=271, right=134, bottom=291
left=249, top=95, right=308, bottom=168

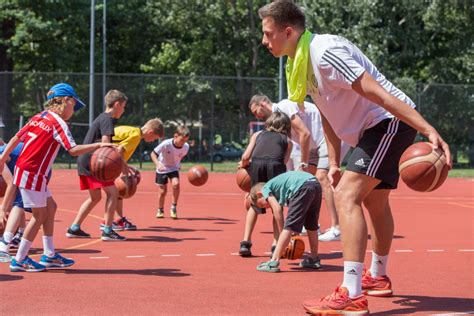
left=105, top=118, right=164, bottom=230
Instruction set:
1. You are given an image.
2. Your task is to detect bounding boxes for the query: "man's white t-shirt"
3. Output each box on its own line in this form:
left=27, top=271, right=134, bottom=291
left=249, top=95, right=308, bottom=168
left=153, top=138, right=189, bottom=173
left=272, top=99, right=325, bottom=149
left=306, top=34, right=416, bottom=147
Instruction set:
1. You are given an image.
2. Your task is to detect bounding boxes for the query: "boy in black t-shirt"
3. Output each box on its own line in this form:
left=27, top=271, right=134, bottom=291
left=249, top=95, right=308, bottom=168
left=66, top=90, right=128, bottom=241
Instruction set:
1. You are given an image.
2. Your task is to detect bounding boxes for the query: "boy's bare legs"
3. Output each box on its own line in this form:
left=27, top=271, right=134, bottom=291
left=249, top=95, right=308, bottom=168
left=116, top=199, right=123, bottom=218
left=316, top=169, right=338, bottom=227
left=15, top=206, right=47, bottom=262
left=243, top=207, right=258, bottom=242
left=170, top=177, right=180, bottom=218
left=306, top=229, right=319, bottom=257
left=42, top=197, right=57, bottom=257
left=158, top=184, right=167, bottom=209
left=272, top=207, right=284, bottom=247
left=102, top=185, right=119, bottom=227
left=4, top=206, right=25, bottom=237
left=72, top=189, right=101, bottom=227
left=270, top=229, right=292, bottom=261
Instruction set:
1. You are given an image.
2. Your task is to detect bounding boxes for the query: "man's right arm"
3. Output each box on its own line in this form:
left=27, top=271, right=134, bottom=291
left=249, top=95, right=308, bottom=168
left=291, top=115, right=311, bottom=170
left=319, top=112, right=342, bottom=187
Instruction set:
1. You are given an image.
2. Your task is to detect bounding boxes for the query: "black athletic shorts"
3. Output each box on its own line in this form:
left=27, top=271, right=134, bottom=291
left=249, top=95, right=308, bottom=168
left=155, top=171, right=180, bottom=185
left=285, top=180, right=322, bottom=233
left=248, top=158, right=286, bottom=214
left=346, top=118, right=417, bottom=190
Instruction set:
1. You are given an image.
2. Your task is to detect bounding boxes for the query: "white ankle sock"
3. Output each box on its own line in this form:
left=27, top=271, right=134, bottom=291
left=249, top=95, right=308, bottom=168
left=42, top=236, right=55, bottom=257
left=3, top=232, right=14, bottom=243
left=370, top=251, right=388, bottom=277
left=15, top=238, right=32, bottom=262
left=342, top=261, right=364, bottom=298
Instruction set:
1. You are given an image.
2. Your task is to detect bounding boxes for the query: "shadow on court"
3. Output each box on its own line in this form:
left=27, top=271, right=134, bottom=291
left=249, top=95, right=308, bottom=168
left=138, top=226, right=222, bottom=233
left=179, top=217, right=238, bottom=224
left=287, top=263, right=343, bottom=273
left=63, top=268, right=190, bottom=277
left=0, top=274, right=23, bottom=282
left=55, top=248, right=102, bottom=255
left=371, top=295, right=474, bottom=315
left=125, top=236, right=206, bottom=243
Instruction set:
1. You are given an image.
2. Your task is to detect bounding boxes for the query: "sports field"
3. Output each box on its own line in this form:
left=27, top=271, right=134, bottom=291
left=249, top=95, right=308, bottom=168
left=1, top=169, right=472, bottom=315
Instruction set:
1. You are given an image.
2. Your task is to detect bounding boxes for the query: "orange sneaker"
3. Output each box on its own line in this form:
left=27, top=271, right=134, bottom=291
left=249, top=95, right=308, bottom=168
left=303, top=286, right=369, bottom=315
left=362, top=269, right=393, bottom=297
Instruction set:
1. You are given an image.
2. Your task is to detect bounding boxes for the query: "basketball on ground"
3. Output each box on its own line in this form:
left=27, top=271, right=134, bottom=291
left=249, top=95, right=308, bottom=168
left=281, top=236, right=305, bottom=260
left=0, top=176, right=7, bottom=198
left=399, top=142, right=449, bottom=192
left=187, top=165, right=208, bottom=186
left=115, top=174, right=138, bottom=199
left=236, top=167, right=251, bottom=192
left=89, top=147, right=123, bottom=182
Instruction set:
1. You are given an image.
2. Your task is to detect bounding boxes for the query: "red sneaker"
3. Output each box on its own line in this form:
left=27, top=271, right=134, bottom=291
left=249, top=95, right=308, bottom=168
left=303, top=286, right=369, bottom=315
left=362, top=269, right=393, bottom=297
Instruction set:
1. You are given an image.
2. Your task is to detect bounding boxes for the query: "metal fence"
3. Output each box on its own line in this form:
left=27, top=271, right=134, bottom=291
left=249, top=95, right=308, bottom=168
left=0, top=72, right=472, bottom=168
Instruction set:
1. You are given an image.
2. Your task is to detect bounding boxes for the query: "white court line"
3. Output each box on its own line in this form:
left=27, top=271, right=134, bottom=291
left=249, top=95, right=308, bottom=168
left=459, top=249, right=474, bottom=252
left=196, top=253, right=216, bottom=257
left=330, top=250, right=342, bottom=253
left=395, top=250, right=413, bottom=253
left=433, top=312, right=474, bottom=315
left=264, top=252, right=272, bottom=255
left=90, top=256, right=109, bottom=259
left=126, top=255, right=145, bottom=258
left=230, top=253, right=239, bottom=256
left=161, top=254, right=181, bottom=257
left=427, top=250, right=445, bottom=252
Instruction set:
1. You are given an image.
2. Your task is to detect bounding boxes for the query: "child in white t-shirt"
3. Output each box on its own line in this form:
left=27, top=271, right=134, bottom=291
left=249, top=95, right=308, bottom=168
left=151, top=126, right=190, bottom=219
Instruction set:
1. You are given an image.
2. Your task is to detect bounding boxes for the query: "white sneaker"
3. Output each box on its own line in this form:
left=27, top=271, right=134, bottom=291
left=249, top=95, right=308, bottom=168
left=318, top=226, right=341, bottom=242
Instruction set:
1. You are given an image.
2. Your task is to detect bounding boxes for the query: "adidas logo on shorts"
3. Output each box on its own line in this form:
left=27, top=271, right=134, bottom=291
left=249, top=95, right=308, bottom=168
left=355, top=158, right=366, bottom=167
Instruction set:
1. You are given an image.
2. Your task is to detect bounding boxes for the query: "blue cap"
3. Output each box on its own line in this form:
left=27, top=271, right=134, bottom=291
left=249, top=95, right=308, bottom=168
left=46, top=83, right=86, bottom=112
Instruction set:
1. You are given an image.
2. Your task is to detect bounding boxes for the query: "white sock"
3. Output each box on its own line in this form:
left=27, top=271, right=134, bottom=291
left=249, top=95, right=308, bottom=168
left=342, top=261, right=364, bottom=298
left=3, top=232, right=14, bottom=243
left=42, top=236, right=55, bottom=257
left=18, top=227, right=25, bottom=234
left=370, top=251, right=388, bottom=277
left=15, top=238, right=32, bottom=262
left=0, top=239, right=8, bottom=252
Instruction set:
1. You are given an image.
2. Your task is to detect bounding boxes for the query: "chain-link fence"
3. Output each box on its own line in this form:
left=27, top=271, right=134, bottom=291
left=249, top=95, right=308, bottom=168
left=0, top=72, right=472, bottom=169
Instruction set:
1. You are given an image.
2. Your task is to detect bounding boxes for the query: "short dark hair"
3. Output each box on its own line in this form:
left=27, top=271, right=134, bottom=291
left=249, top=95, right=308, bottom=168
left=258, top=1, right=305, bottom=31
left=250, top=182, right=266, bottom=204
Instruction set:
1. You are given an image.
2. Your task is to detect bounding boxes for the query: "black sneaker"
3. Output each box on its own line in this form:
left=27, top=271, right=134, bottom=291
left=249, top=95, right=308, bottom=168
left=239, top=241, right=252, bottom=257
left=66, top=228, right=91, bottom=238
left=101, top=230, right=126, bottom=241
left=10, top=232, right=23, bottom=248
left=299, top=256, right=322, bottom=269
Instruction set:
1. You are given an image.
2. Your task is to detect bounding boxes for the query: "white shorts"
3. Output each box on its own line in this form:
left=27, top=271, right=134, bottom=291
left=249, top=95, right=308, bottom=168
left=19, top=188, right=52, bottom=208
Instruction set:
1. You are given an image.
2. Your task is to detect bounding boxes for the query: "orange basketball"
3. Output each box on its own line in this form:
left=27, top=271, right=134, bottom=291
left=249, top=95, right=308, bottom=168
left=281, top=236, right=305, bottom=260
left=236, top=167, right=251, bottom=192
left=187, top=165, right=208, bottom=186
left=399, top=142, right=449, bottom=192
left=115, top=175, right=138, bottom=199
left=0, top=176, right=7, bottom=198
left=89, top=147, right=123, bottom=182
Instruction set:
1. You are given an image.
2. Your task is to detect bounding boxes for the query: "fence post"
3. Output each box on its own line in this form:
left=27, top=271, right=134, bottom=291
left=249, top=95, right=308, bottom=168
left=210, top=79, right=215, bottom=172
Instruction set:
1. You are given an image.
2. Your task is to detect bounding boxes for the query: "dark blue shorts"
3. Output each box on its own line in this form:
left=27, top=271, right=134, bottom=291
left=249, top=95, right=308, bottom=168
left=13, top=189, right=32, bottom=213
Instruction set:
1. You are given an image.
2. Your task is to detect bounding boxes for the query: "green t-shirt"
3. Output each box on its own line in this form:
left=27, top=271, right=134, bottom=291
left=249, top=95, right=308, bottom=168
left=261, top=171, right=316, bottom=205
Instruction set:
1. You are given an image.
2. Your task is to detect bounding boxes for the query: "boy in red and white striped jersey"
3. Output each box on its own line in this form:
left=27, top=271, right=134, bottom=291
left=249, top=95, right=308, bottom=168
left=0, top=83, right=113, bottom=272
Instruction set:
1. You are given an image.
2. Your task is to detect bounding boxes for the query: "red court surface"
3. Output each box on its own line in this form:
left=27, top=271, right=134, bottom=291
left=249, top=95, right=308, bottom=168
left=0, top=169, right=473, bottom=315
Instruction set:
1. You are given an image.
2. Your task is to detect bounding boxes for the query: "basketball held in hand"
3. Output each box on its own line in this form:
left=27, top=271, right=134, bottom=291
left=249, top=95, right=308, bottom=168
left=187, top=165, right=208, bottom=186
left=236, top=167, right=251, bottom=192
left=89, top=147, right=124, bottom=182
left=399, top=142, right=449, bottom=192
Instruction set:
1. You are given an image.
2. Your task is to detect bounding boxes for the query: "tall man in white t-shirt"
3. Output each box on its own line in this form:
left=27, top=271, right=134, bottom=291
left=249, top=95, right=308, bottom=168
left=249, top=95, right=343, bottom=241
left=258, top=2, right=451, bottom=315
